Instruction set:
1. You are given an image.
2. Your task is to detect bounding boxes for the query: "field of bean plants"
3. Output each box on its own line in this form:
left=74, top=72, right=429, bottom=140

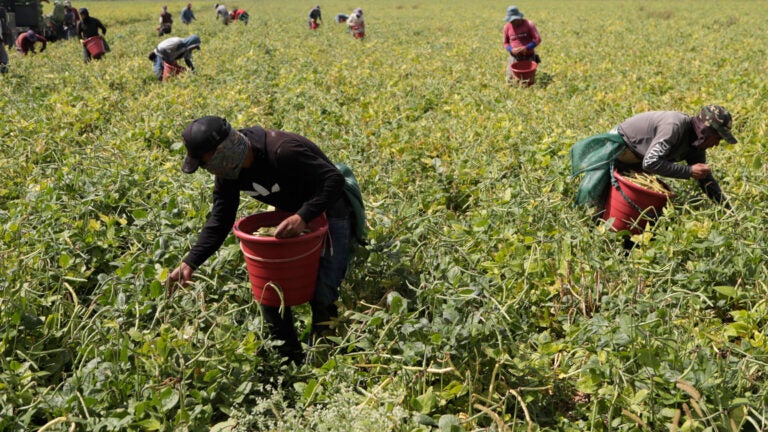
left=2, top=0, right=768, bottom=430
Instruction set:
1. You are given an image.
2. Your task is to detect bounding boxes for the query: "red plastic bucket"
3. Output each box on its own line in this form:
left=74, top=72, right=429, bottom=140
left=83, top=36, right=105, bottom=59
left=602, top=170, right=672, bottom=234
left=233, top=211, right=328, bottom=307
left=351, top=26, right=365, bottom=39
left=510, top=60, right=537, bottom=86
left=162, top=61, right=185, bottom=81
left=310, top=20, right=319, bottom=29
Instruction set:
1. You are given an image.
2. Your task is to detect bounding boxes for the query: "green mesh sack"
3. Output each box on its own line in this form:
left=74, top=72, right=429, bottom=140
left=569, top=132, right=627, bottom=206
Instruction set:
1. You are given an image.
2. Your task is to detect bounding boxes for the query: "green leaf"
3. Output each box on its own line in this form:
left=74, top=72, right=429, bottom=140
left=413, top=388, right=439, bottom=414
left=713, top=285, right=737, bottom=298
left=210, top=420, right=239, bottom=432
left=133, top=419, right=163, bottom=430
left=58, top=253, right=72, bottom=268
left=159, top=388, right=179, bottom=411
left=438, top=381, right=466, bottom=401
left=438, top=414, right=463, bottom=431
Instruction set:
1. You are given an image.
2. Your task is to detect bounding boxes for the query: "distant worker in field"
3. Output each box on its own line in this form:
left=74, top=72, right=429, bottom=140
left=76, top=8, right=108, bottom=62
left=503, top=6, right=540, bottom=84
left=570, top=105, right=737, bottom=208
left=503, top=6, right=541, bottom=63
left=166, top=116, right=366, bottom=365
left=334, top=13, right=348, bottom=24
left=148, top=34, right=200, bottom=81
left=0, top=7, right=9, bottom=73
left=157, top=5, right=173, bottom=36
left=229, top=7, right=249, bottom=25
left=308, top=5, right=322, bottom=29
left=347, top=8, right=364, bottom=39
left=214, top=4, right=231, bottom=25
left=63, top=0, right=81, bottom=39
left=180, top=3, right=196, bottom=25
left=15, top=30, right=47, bottom=55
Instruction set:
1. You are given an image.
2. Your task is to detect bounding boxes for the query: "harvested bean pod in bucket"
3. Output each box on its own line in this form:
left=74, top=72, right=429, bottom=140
left=602, top=170, right=673, bottom=234
left=232, top=211, right=328, bottom=306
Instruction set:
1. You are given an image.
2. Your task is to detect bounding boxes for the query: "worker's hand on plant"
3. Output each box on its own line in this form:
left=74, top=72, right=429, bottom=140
left=166, top=262, right=194, bottom=298
left=274, top=214, right=307, bottom=238
left=690, top=163, right=712, bottom=179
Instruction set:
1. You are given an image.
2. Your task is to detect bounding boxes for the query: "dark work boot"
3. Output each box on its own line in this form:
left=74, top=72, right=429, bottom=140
left=261, top=305, right=304, bottom=365
left=310, top=302, right=339, bottom=339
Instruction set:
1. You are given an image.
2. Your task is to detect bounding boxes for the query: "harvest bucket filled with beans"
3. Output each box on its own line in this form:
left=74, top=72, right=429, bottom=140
left=232, top=211, right=328, bottom=306
left=602, top=170, right=673, bottom=234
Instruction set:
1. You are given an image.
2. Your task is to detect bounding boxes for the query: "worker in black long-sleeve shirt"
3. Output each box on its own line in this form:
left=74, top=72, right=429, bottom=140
left=167, top=116, right=357, bottom=365
left=76, top=8, right=108, bottom=62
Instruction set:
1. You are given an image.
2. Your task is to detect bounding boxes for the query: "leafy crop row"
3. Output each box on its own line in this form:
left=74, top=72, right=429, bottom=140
left=2, top=0, right=767, bottom=430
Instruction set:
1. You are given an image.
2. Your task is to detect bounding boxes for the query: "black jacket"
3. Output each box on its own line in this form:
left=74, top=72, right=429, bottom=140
left=183, top=126, right=345, bottom=269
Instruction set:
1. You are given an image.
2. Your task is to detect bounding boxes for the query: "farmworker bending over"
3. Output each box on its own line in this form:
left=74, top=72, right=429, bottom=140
left=229, top=8, right=248, bottom=25
left=157, top=5, right=173, bottom=37
left=503, top=6, right=541, bottom=82
left=334, top=13, right=348, bottom=24
left=76, top=8, right=108, bottom=62
left=148, top=34, right=200, bottom=81
left=308, top=5, right=322, bottom=29
left=180, top=3, right=195, bottom=24
left=570, top=105, right=737, bottom=208
left=16, top=30, right=46, bottom=55
left=214, top=4, right=231, bottom=25
left=167, top=116, right=366, bottom=365
left=347, top=8, right=364, bottom=39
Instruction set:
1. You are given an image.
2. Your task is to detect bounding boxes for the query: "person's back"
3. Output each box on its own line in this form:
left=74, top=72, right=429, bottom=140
left=16, top=30, right=45, bottom=54
left=156, top=37, right=186, bottom=61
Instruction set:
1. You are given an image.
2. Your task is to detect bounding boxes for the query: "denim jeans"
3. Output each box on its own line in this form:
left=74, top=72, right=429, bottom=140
left=260, top=215, right=351, bottom=362
left=153, top=55, right=165, bottom=80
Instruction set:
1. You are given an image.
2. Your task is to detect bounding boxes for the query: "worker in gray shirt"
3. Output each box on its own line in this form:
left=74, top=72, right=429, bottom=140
left=571, top=105, right=737, bottom=207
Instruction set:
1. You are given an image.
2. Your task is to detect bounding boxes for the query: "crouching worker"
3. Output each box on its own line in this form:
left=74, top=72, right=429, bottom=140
left=166, top=116, right=366, bottom=365
left=570, top=105, right=737, bottom=210
left=16, top=30, right=47, bottom=55
left=229, top=8, right=248, bottom=25
left=148, top=34, right=200, bottom=81
left=308, top=5, right=321, bottom=29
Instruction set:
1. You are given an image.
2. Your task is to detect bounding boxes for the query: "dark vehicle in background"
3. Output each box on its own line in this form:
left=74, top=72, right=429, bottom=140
left=1, top=0, right=72, bottom=47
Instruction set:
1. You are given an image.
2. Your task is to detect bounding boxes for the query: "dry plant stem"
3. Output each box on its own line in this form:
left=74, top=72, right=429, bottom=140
left=473, top=403, right=512, bottom=432
left=672, top=408, right=681, bottom=432
left=621, top=408, right=649, bottom=430
left=508, top=388, right=534, bottom=431
left=37, top=416, right=68, bottom=432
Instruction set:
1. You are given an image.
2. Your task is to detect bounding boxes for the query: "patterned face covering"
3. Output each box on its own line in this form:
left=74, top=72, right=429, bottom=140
left=202, top=129, right=248, bottom=179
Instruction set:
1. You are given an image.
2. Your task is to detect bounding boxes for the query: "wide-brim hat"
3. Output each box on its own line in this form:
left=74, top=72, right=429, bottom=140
left=504, top=6, right=524, bottom=22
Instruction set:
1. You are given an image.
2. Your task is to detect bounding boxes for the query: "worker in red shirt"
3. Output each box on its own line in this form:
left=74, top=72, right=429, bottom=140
left=16, top=30, right=47, bottom=55
left=229, top=8, right=249, bottom=25
left=503, top=6, right=541, bottom=84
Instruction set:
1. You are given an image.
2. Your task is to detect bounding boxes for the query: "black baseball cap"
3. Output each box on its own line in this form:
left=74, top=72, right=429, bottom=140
left=181, top=116, right=231, bottom=173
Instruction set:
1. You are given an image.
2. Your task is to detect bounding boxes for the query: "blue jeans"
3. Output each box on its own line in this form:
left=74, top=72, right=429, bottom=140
left=260, top=215, right=351, bottom=362
left=313, top=217, right=351, bottom=306
left=153, top=55, right=165, bottom=80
